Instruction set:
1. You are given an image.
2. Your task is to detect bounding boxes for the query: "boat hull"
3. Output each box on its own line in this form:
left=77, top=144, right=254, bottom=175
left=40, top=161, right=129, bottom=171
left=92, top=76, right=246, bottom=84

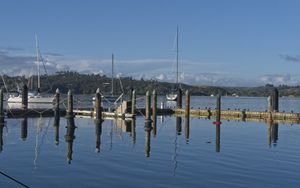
left=166, top=94, right=177, bottom=101
left=7, top=96, right=54, bottom=104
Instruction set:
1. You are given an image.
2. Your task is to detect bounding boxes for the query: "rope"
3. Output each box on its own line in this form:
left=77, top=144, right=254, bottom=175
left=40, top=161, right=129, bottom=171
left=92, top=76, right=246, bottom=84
left=0, top=170, right=30, bottom=188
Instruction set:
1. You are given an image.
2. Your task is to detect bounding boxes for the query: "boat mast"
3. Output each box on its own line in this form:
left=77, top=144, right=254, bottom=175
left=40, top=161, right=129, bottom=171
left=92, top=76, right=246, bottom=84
left=111, top=53, right=114, bottom=95
left=35, top=34, right=41, bottom=93
left=176, top=27, right=179, bottom=88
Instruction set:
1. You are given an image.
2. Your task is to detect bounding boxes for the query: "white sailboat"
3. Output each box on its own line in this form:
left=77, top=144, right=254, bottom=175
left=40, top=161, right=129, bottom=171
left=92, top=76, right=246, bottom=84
left=166, top=27, right=180, bottom=101
left=7, top=35, right=54, bottom=105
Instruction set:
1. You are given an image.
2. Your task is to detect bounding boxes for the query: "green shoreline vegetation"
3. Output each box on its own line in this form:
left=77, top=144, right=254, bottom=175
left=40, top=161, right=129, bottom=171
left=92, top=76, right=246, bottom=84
left=1, top=71, right=300, bottom=97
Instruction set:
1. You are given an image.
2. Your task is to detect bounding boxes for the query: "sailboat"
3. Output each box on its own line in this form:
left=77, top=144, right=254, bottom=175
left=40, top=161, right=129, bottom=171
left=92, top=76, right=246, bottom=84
left=93, top=54, right=123, bottom=103
left=166, top=28, right=180, bottom=101
left=7, top=35, right=54, bottom=105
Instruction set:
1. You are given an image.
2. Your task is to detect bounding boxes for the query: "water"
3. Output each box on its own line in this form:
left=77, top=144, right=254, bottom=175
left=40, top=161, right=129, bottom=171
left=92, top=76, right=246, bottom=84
left=1, top=96, right=300, bottom=188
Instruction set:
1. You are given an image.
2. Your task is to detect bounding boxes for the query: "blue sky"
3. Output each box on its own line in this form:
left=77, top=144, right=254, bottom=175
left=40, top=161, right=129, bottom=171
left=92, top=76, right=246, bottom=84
left=1, top=0, right=300, bottom=86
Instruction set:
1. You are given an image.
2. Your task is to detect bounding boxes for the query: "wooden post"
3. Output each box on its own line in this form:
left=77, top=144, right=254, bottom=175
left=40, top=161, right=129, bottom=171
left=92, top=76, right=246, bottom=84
left=152, top=90, right=157, bottom=136
left=185, top=90, right=190, bottom=142
left=95, top=88, right=102, bottom=121
left=215, top=94, right=221, bottom=123
left=267, top=96, right=273, bottom=112
left=66, top=90, right=74, bottom=118
left=131, top=89, right=136, bottom=115
left=0, top=89, right=4, bottom=121
left=145, top=90, right=151, bottom=122
left=185, top=90, right=190, bottom=119
left=176, top=117, right=182, bottom=135
left=273, top=88, right=279, bottom=112
left=54, top=89, right=60, bottom=145
left=177, top=88, right=182, bottom=108
left=22, top=84, right=28, bottom=110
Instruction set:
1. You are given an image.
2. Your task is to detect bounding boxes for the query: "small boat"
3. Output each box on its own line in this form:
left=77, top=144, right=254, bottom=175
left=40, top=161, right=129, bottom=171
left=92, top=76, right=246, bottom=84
left=166, top=92, right=177, bottom=101
left=7, top=35, right=54, bottom=105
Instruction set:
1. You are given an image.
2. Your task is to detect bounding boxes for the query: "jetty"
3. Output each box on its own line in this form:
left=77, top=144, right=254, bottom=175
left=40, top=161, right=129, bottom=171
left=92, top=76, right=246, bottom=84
left=1, top=86, right=299, bottom=124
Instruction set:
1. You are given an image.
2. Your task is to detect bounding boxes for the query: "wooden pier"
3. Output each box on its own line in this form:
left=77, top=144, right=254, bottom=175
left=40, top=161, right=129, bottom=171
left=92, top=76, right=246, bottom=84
left=1, top=88, right=300, bottom=124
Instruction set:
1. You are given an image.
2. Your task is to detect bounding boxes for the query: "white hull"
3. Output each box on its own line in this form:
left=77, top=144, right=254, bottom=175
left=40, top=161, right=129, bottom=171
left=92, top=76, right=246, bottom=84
left=7, top=96, right=54, bottom=104
left=166, top=93, right=177, bottom=101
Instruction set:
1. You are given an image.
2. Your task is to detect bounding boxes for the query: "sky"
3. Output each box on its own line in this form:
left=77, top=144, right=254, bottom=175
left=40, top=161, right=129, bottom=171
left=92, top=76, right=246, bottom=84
left=1, top=0, right=300, bottom=86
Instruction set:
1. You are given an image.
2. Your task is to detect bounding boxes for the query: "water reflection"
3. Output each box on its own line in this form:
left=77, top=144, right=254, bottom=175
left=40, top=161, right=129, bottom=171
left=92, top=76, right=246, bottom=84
left=95, top=120, right=102, bottom=153
left=21, top=117, right=28, bottom=141
left=215, top=124, right=220, bottom=153
left=184, top=117, right=189, bottom=143
left=267, top=119, right=279, bottom=147
left=65, top=117, right=76, bottom=164
left=0, top=120, right=4, bottom=152
left=53, top=114, right=60, bottom=145
left=145, top=121, right=152, bottom=157
left=176, top=117, right=182, bottom=135
left=131, top=119, right=136, bottom=144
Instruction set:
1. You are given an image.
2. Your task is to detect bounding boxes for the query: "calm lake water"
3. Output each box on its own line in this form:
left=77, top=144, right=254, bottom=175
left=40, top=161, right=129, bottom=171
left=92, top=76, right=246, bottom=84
left=1, top=96, right=300, bottom=188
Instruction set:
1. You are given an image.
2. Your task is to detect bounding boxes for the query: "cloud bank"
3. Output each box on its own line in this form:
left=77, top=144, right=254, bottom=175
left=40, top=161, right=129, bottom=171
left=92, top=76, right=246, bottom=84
left=1, top=49, right=300, bottom=87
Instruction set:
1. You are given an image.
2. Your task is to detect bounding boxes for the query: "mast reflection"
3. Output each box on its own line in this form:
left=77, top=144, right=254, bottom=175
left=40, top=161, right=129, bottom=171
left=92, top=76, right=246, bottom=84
left=65, top=117, right=76, bottom=164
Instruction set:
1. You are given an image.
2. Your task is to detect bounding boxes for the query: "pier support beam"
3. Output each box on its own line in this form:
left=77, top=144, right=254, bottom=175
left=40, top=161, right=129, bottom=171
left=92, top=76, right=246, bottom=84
left=145, top=91, right=151, bottom=122
left=66, top=90, right=74, bottom=118
left=131, top=89, right=136, bottom=116
left=22, top=84, right=28, bottom=110
left=185, top=90, right=190, bottom=119
left=94, top=88, right=102, bottom=122
left=273, top=88, right=279, bottom=112
left=214, top=94, right=222, bottom=125
left=152, top=90, right=157, bottom=136
left=177, top=88, right=182, bottom=108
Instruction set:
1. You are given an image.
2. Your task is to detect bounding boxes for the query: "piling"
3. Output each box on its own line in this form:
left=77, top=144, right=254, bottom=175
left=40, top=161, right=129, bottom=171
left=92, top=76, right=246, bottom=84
left=131, top=89, right=136, bottom=115
left=22, top=84, right=28, bottom=110
left=0, top=89, right=4, bottom=121
left=177, top=88, right=182, bottom=108
left=66, top=90, right=74, bottom=118
left=53, top=90, right=60, bottom=145
left=94, top=88, right=102, bottom=121
left=215, top=94, right=221, bottom=124
left=273, top=88, right=279, bottom=112
left=185, top=90, right=190, bottom=119
left=145, top=91, right=151, bottom=122
left=152, top=90, right=157, bottom=136
left=267, top=96, right=273, bottom=112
